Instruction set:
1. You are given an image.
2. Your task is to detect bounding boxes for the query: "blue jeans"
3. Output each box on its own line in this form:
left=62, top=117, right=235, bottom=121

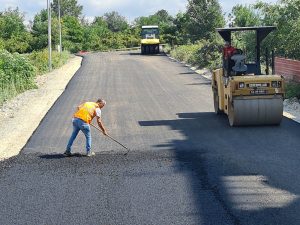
left=66, top=118, right=91, bottom=153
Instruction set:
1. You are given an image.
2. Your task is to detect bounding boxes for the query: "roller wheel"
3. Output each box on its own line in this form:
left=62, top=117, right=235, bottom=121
left=228, top=97, right=283, bottom=126
left=228, top=98, right=235, bottom=126
left=213, top=90, right=222, bottom=114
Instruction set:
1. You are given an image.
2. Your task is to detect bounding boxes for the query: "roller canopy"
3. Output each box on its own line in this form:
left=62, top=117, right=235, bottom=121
left=217, top=26, right=276, bottom=75
left=216, top=26, right=276, bottom=44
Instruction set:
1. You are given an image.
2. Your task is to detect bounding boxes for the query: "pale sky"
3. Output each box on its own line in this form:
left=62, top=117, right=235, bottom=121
left=0, top=0, right=278, bottom=23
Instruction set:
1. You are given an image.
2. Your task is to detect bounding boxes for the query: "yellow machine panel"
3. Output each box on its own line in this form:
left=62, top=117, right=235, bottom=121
left=141, top=39, right=160, bottom=45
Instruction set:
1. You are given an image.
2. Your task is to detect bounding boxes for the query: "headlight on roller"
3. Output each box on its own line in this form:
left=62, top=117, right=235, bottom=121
left=278, top=81, right=282, bottom=88
left=239, top=82, right=245, bottom=88
left=272, top=81, right=282, bottom=88
left=271, top=81, right=277, bottom=87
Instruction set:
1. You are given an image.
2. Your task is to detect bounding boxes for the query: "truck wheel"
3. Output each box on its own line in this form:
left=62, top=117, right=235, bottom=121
left=145, top=46, right=150, bottom=54
left=151, top=45, right=154, bottom=54
left=141, top=46, right=144, bottom=55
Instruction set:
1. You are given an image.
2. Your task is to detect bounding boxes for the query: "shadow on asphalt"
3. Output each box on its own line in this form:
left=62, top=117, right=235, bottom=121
left=39, top=153, right=86, bottom=159
left=179, top=72, right=196, bottom=75
left=119, top=52, right=167, bottom=57
left=186, top=82, right=211, bottom=86
left=139, top=112, right=300, bottom=225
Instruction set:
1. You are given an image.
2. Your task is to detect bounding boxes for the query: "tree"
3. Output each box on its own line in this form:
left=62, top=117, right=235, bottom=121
left=186, top=0, right=225, bottom=41
left=31, top=9, right=60, bottom=51
left=254, top=0, right=300, bottom=59
left=82, top=17, right=111, bottom=51
left=51, top=0, right=83, bottom=18
left=103, top=11, right=129, bottom=32
left=229, top=4, right=262, bottom=61
left=62, top=16, right=83, bottom=52
left=134, top=9, right=173, bottom=27
left=0, top=8, right=32, bottom=53
left=231, top=4, right=260, bottom=27
left=173, top=12, right=190, bottom=44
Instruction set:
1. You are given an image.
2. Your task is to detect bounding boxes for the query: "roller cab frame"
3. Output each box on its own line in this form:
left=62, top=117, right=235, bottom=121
left=212, top=26, right=285, bottom=126
left=141, top=25, right=160, bottom=54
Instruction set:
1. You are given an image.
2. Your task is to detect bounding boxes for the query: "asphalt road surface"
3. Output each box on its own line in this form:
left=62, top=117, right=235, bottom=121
left=1, top=51, right=300, bottom=225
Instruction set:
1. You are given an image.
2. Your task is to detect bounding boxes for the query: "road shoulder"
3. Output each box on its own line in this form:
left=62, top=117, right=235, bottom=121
left=0, top=56, right=82, bottom=161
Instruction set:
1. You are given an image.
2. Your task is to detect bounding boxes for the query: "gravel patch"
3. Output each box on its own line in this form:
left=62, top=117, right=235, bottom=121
left=283, top=98, right=300, bottom=123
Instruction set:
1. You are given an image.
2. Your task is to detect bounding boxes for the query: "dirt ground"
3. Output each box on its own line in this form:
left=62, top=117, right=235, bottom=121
left=283, top=98, right=300, bottom=123
left=0, top=56, right=82, bottom=160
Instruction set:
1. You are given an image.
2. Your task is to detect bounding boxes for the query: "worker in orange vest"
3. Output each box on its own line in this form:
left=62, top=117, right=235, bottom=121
left=64, top=99, right=108, bottom=157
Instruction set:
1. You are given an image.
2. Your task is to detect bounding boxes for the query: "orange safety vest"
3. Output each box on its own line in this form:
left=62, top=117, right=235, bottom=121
left=74, top=102, right=99, bottom=124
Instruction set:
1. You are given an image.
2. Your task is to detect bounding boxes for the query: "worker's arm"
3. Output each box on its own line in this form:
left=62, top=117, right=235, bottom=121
left=96, top=116, right=108, bottom=136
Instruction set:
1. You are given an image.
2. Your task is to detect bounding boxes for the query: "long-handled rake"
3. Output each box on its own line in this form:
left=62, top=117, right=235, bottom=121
left=90, top=123, right=130, bottom=155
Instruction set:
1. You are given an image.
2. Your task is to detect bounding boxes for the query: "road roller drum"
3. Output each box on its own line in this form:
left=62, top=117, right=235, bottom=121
left=228, top=96, right=283, bottom=126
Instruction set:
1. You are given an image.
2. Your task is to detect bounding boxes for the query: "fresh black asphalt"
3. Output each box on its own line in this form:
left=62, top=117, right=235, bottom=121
left=1, top=51, right=300, bottom=225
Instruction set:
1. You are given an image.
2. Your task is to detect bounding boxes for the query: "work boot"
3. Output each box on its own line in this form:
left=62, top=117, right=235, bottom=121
left=86, top=151, right=95, bottom=157
left=63, top=150, right=72, bottom=157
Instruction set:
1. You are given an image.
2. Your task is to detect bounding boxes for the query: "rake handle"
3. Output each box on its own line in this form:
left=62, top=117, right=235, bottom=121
left=90, top=123, right=130, bottom=151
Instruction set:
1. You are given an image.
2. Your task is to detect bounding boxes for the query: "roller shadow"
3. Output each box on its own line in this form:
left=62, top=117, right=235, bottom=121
left=139, top=112, right=300, bottom=224
left=119, top=52, right=167, bottom=57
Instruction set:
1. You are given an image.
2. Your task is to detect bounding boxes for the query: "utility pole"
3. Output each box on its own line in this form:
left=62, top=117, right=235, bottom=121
left=58, top=0, right=62, bottom=54
left=47, top=0, right=52, bottom=71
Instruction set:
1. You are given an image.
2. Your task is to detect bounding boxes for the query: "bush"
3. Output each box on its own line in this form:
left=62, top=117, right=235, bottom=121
left=285, top=82, right=300, bottom=99
left=63, top=40, right=82, bottom=54
left=162, top=44, right=172, bottom=54
left=170, top=44, right=201, bottom=65
left=27, top=49, right=70, bottom=75
left=0, top=49, right=70, bottom=105
left=195, top=38, right=223, bottom=69
left=0, top=49, right=36, bottom=105
left=170, top=37, right=223, bottom=69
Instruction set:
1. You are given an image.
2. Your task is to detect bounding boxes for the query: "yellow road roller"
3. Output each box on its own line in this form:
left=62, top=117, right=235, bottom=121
left=141, top=25, right=160, bottom=54
left=212, top=26, right=285, bottom=126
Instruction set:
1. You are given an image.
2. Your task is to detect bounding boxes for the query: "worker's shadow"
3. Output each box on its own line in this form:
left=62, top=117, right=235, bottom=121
left=39, top=153, right=86, bottom=159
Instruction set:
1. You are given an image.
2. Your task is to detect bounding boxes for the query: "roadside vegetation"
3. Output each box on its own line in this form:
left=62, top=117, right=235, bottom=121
left=0, top=50, right=69, bottom=105
left=1, top=0, right=300, bottom=103
left=27, top=50, right=69, bottom=75
left=285, top=83, right=300, bottom=99
left=0, top=50, right=36, bottom=105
